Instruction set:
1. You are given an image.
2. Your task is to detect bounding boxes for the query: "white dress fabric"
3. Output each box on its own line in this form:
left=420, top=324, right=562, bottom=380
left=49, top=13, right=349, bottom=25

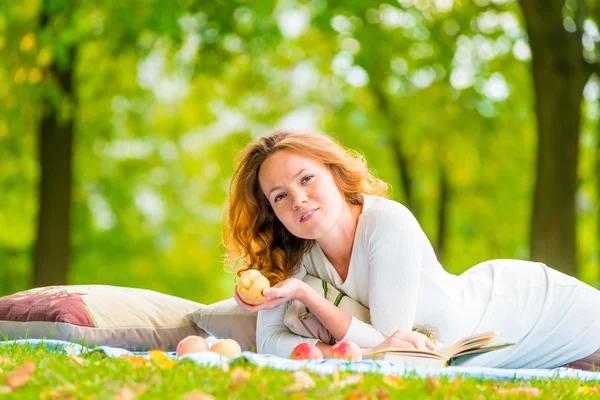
left=257, top=194, right=600, bottom=368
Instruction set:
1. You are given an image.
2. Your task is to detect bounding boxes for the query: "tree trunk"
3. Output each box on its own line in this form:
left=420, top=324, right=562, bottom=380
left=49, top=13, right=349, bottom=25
left=519, top=0, right=588, bottom=276
left=435, top=166, right=449, bottom=263
left=388, top=132, right=417, bottom=216
left=33, top=13, right=76, bottom=287
left=371, top=87, right=418, bottom=216
left=597, top=127, right=600, bottom=279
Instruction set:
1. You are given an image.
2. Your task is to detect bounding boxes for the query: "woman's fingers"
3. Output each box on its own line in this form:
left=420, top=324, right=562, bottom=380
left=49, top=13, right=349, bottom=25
left=391, top=338, right=416, bottom=349
left=391, top=330, right=435, bottom=350
left=234, top=289, right=288, bottom=312
left=425, top=337, right=436, bottom=350
left=404, top=335, right=424, bottom=349
left=233, top=291, right=256, bottom=312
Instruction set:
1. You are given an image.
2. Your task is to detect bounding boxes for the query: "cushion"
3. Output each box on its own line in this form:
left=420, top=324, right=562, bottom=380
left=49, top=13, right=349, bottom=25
left=186, top=297, right=257, bottom=351
left=0, top=285, right=207, bottom=351
left=284, top=275, right=371, bottom=344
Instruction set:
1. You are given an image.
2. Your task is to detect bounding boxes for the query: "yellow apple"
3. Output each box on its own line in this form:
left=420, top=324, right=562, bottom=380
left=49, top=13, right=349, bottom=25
left=210, top=339, right=242, bottom=358
left=237, top=269, right=270, bottom=305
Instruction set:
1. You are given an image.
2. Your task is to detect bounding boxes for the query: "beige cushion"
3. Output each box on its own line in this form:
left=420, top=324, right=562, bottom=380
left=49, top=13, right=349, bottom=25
left=186, top=298, right=257, bottom=352
left=0, top=285, right=207, bottom=351
left=284, top=275, right=370, bottom=344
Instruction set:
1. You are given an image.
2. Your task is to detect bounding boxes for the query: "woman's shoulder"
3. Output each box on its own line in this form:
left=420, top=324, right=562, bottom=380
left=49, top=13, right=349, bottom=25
left=360, top=194, right=424, bottom=240
left=361, top=194, right=415, bottom=222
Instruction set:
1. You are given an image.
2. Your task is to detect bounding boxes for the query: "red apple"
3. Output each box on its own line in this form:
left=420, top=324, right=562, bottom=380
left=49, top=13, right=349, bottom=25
left=329, top=341, right=362, bottom=361
left=290, top=342, right=324, bottom=360
left=176, top=335, right=209, bottom=357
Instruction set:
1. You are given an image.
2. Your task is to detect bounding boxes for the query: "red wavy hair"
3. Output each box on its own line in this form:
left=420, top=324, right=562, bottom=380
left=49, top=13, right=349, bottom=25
left=223, top=131, right=388, bottom=285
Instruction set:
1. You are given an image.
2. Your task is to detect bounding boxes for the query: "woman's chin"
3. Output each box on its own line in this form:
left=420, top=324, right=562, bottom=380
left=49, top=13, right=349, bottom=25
left=293, top=226, right=328, bottom=241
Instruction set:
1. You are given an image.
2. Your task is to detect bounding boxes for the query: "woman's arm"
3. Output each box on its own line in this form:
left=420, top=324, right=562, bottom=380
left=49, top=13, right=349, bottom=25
left=300, top=202, right=434, bottom=353
left=364, top=202, right=424, bottom=335
left=297, top=283, right=434, bottom=357
left=256, top=299, right=321, bottom=358
left=238, top=266, right=329, bottom=358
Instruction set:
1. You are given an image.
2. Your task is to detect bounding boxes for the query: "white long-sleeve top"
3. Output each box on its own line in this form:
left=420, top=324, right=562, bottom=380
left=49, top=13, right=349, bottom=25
left=257, top=194, right=600, bottom=368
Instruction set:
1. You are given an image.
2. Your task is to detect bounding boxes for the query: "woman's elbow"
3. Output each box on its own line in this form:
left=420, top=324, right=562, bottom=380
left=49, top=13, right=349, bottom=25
left=256, top=336, right=269, bottom=355
left=256, top=331, right=277, bottom=355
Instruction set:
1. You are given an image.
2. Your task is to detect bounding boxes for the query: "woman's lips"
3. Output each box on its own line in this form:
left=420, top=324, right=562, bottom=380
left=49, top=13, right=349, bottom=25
left=300, top=208, right=319, bottom=222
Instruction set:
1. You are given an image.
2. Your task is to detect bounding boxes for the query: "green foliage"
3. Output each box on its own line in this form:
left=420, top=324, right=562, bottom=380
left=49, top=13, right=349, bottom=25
left=0, top=0, right=598, bottom=302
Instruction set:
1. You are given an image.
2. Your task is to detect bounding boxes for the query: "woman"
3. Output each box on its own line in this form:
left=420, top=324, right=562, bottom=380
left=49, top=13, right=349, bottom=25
left=225, top=130, right=600, bottom=370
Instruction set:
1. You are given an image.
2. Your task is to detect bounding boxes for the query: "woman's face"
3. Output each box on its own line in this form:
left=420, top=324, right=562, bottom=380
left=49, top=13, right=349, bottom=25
left=258, top=149, right=347, bottom=240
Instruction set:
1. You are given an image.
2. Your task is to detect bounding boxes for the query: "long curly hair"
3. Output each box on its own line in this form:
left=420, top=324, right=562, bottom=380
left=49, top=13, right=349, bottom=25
left=224, top=131, right=389, bottom=285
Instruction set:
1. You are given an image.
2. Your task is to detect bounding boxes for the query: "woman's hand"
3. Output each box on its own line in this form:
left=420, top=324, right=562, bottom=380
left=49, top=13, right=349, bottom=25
left=233, top=278, right=308, bottom=312
left=368, top=328, right=436, bottom=355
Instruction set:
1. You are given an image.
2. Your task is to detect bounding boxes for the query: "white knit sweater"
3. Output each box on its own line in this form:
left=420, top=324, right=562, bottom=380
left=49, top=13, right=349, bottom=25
left=257, top=194, right=600, bottom=368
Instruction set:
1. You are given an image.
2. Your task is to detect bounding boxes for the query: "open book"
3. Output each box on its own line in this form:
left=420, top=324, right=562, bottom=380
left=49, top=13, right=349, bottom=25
left=371, top=331, right=514, bottom=368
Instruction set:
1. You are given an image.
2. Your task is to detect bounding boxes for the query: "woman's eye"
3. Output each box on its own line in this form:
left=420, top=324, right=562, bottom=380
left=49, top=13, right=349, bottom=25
left=274, top=193, right=286, bottom=202
left=301, top=175, right=314, bottom=184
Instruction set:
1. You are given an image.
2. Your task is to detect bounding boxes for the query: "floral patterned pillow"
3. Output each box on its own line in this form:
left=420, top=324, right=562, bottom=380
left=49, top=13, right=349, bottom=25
left=0, top=285, right=207, bottom=351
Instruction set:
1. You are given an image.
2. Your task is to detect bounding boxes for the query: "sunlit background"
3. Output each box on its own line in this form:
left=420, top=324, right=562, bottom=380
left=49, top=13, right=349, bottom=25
left=1, top=0, right=599, bottom=304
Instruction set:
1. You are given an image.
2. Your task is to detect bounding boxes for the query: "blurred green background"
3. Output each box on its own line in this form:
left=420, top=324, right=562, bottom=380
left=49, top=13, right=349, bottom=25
left=1, top=0, right=599, bottom=304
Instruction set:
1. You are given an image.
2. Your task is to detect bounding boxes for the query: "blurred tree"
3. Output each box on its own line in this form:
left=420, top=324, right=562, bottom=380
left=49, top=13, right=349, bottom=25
left=308, top=0, right=532, bottom=267
left=33, top=1, right=77, bottom=287
left=1, top=0, right=598, bottom=304
left=518, top=0, right=600, bottom=276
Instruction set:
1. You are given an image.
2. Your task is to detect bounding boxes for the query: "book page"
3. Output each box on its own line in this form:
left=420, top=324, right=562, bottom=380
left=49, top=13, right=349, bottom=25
left=370, top=347, right=447, bottom=360
left=444, top=331, right=498, bottom=358
left=371, top=331, right=507, bottom=362
left=448, top=343, right=515, bottom=366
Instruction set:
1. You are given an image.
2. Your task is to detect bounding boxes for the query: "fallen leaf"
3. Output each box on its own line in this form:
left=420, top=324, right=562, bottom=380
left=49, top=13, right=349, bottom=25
left=148, top=350, right=175, bottom=369
left=425, top=376, right=440, bottom=392
left=495, top=387, right=541, bottom=397
left=283, top=371, right=315, bottom=392
left=115, top=387, right=136, bottom=400
left=258, top=378, right=267, bottom=391
left=0, top=386, right=12, bottom=394
left=3, top=360, right=35, bottom=389
left=229, top=367, right=251, bottom=387
left=0, top=356, right=10, bottom=366
left=121, top=355, right=151, bottom=368
left=382, top=375, right=405, bottom=389
left=344, top=389, right=370, bottom=400
left=577, top=386, right=600, bottom=395
left=331, top=374, right=362, bottom=389
left=476, top=384, right=488, bottom=391
left=70, top=356, right=88, bottom=366
left=448, top=375, right=463, bottom=392
left=183, top=390, right=215, bottom=400
left=375, top=388, right=390, bottom=400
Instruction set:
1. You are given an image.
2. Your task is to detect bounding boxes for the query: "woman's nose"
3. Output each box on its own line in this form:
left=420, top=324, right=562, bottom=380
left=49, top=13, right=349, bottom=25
left=290, top=189, right=308, bottom=209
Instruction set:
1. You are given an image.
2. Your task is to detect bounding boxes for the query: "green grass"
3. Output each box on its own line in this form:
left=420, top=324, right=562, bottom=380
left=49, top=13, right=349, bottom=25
left=0, top=344, right=598, bottom=399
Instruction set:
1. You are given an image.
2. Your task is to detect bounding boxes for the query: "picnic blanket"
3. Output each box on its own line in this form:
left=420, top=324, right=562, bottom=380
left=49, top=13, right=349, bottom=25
left=1, top=338, right=599, bottom=382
